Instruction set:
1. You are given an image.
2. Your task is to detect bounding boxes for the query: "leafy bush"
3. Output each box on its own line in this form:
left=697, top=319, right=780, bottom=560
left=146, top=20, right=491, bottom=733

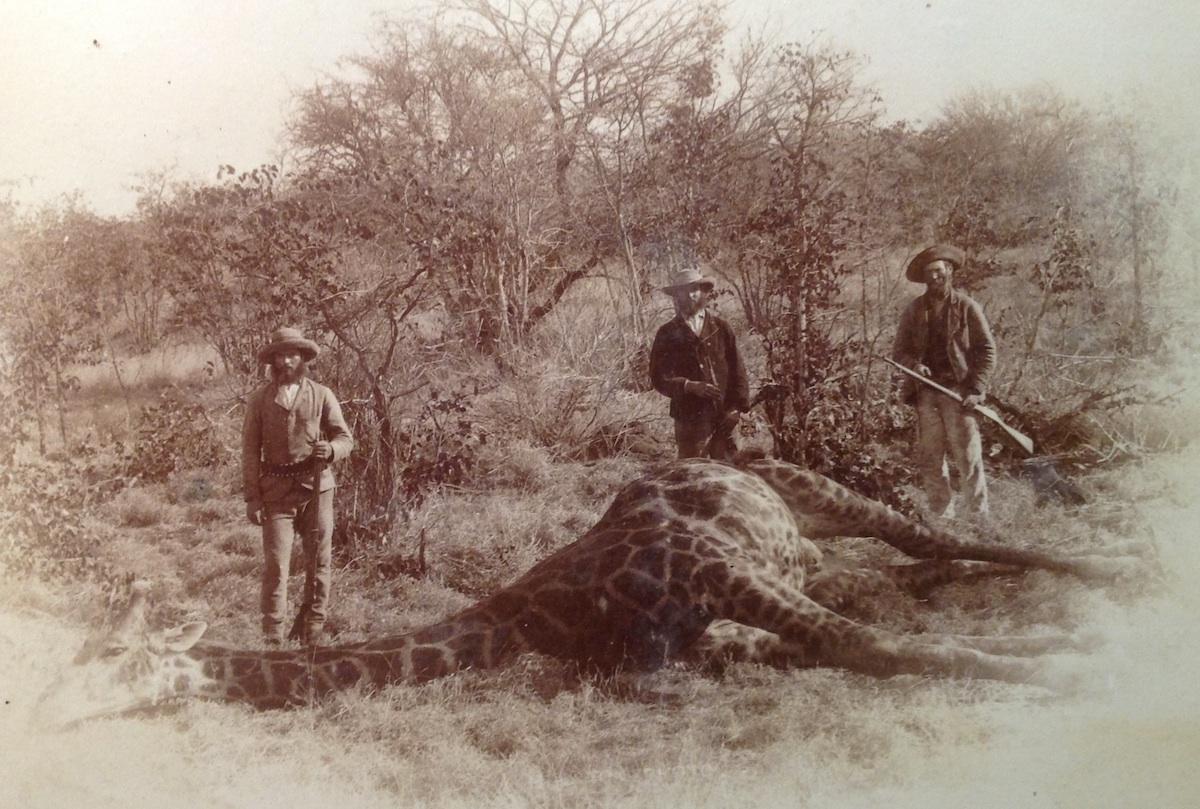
left=0, top=449, right=132, bottom=593
left=767, top=379, right=917, bottom=512
left=339, top=387, right=489, bottom=551
left=126, top=393, right=226, bottom=482
left=399, top=389, right=489, bottom=503
left=0, top=367, right=122, bottom=584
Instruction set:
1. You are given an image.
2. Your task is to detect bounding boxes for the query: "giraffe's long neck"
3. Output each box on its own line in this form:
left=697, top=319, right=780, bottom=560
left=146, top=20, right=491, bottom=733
left=171, top=604, right=525, bottom=709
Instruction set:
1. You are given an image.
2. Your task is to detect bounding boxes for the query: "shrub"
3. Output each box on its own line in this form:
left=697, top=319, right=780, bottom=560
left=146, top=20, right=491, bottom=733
left=471, top=439, right=555, bottom=492
left=398, top=388, right=489, bottom=504
left=762, top=372, right=917, bottom=511
left=0, top=451, right=132, bottom=594
left=125, top=392, right=226, bottom=483
left=112, top=488, right=173, bottom=528
left=479, top=355, right=659, bottom=462
left=336, top=385, right=489, bottom=552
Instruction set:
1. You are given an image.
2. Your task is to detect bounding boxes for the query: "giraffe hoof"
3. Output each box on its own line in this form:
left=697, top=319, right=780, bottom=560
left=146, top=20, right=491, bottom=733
left=1065, top=629, right=1106, bottom=653
left=1031, top=657, right=1095, bottom=694
left=1099, top=540, right=1157, bottom=559
left=1070, top=555, right=1145, bottom=582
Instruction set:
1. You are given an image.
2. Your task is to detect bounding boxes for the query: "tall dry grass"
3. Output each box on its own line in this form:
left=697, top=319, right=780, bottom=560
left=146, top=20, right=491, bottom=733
left=3, top=285, right=1198, bottom=808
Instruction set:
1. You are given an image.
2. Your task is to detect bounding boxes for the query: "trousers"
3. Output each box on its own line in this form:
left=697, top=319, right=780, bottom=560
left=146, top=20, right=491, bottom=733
left=914, top=388, right=989, bottom=517
left=674, top=410, right=737, bottom=461
left=260, top=483, right=334, bottom=639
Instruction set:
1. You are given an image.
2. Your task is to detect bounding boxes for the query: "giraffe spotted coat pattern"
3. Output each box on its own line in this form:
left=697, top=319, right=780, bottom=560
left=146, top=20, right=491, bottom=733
left=35, top=459, right=1132, bottom=726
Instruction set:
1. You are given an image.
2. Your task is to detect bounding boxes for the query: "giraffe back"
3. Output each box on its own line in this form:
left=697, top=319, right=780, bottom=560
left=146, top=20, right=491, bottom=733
left=466, top=459, right=823, bottom=671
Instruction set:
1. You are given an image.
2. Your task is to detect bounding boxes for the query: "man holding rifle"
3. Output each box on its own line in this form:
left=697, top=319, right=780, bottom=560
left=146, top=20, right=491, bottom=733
left=650, top=267, right=750, bottom=460
left=243, top=327, right=354, bottom=646
left=893, top=245, right=996, bottom=519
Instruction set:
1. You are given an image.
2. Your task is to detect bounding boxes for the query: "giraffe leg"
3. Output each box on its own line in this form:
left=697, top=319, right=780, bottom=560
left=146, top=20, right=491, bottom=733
left=910, top=631, right=1101, bottom=657
left=802, top=560, right=1022, bottom=613
left=749, top=461, right=1140, bottom=581
left=684, top=620, right=790, bottom=669
left=686, top=620, right=1094, bottom=670
left=697, top=564, right=1071, bottom=686
left=691, top=559, right=1087, bottom=669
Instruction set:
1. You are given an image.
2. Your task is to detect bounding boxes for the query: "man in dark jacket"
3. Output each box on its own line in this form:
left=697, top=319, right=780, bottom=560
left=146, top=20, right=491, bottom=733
left=650, top=268, right=750, bottom=460
left=243, top=327, right=354, bottom=646
left=893, top=245, right=996, bottom=518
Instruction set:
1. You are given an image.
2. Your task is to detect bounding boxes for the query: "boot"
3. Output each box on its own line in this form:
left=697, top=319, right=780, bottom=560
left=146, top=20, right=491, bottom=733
left=302, top=622, right=325, bottom=647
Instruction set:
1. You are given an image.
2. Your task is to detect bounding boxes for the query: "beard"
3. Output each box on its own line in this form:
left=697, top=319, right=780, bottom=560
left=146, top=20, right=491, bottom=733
left=675, top=296, right=706, bottom=318
left=927, top=281, right=951, bottom=300
left=270, top=363, right=307, bottom=383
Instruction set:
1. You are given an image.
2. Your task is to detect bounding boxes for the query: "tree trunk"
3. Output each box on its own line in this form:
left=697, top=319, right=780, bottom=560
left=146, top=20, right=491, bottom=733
left=52, top=353, right=68, bottom=447
left=1131, top=198, right=1144, bottom=353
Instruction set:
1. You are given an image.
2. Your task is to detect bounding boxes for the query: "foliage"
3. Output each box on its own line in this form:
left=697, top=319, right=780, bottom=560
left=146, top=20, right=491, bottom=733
left=125, top=393, right=227, bottom=483
left=397, top=390, right=490, bottom=516
left=730, top=44, right=885, bottom=481
left=0, top=368, right=130, bottom=589
left=0, top=0, right=1187, bottom=544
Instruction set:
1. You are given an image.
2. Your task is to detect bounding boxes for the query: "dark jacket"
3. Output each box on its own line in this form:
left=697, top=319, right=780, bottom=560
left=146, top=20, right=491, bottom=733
left=893, top=289, right=996, bottom=402
left=650, top=311, right=750, bottom=420
left=242, top=377, right=354, bottom=505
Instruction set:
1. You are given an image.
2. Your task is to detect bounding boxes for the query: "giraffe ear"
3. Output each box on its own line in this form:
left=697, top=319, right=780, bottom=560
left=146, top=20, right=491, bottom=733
left=161, top=622, right=208, bottom=652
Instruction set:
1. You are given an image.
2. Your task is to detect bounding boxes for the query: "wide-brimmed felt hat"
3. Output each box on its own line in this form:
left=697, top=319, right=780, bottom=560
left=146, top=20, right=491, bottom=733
left=660, top=267, right=716, bottom=293
left=905, top=244, right=966, bottom=282
left=256, top=327, right=320, bottom=364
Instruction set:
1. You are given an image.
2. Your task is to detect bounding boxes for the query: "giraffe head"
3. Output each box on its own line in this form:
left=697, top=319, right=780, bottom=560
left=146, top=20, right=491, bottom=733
left=33, top=582, right=208, bottom=729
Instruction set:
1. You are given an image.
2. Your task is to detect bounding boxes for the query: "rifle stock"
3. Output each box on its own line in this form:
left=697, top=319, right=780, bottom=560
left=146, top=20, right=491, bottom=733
left=883, top=357, right=1035, bottom=455
left=295, top=445, right=328, bottom=635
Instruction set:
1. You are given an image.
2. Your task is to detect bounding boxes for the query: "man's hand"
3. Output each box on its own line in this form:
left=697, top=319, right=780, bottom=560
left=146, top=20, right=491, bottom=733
left=245, top=502, right=263, bottom=526
left=961, top=393, right=984, bottom=411
left=913, top=363, right=932, bottom=377
left=683, top=380, right=723, bottom=402
left=311, top=440, right=334, bottom=462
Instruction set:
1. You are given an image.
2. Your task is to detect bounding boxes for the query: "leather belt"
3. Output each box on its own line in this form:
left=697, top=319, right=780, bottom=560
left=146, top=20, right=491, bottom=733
left=262, top=457, right=316, bottom=479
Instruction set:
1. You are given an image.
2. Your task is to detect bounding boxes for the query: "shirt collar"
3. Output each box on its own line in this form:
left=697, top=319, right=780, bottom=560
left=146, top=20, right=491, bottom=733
left=682, top=309, right=706, bottom=336
left=271, top=377, right=308, bottom=410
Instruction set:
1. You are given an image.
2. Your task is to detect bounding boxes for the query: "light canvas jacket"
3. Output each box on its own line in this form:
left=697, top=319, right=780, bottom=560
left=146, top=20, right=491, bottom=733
left=892, top=289, right=996, bottom=402
left=242, top=377, right=354, bottom=505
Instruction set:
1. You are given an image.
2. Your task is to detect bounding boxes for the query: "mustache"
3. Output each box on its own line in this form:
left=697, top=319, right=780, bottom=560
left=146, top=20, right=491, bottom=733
left=269, top=364, right=308, bottom=380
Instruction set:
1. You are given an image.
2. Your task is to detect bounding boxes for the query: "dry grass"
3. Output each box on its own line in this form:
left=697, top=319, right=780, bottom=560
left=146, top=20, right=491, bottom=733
left=107, top=486, right=179, bottom=528
left=70, top=343, right=222, bottom=394
left=3, top=459, right=1194, bottom=808
left=5, top=307, right=1198, bottom=807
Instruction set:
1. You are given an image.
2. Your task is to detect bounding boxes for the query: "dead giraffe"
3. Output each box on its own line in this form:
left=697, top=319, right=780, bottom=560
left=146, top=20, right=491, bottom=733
left=35, top=458, right=1133, bottom=727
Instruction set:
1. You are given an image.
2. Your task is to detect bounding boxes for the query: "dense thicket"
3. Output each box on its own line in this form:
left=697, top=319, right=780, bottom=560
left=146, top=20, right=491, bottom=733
left=0, top=0, right=1187, bottom=549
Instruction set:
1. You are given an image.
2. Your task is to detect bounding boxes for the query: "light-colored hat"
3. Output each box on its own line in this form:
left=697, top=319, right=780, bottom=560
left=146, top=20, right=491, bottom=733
left=905, top=244, right=966, bottom=282
left=256, top=327, right=320, bottom=364
left=660, top=267, right=715, bottom=293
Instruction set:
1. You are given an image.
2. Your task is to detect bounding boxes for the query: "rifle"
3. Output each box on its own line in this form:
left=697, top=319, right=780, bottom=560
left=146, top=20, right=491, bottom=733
left=882, top=357, right=1035, bottom=455
left=290, top=441, right=328, bottom=645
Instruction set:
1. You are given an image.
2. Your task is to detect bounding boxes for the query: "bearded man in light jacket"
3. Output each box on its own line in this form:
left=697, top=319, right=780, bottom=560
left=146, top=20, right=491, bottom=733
left=243, top=327, right=353, bottom=646
left=892, top=245, right=996, bottom=519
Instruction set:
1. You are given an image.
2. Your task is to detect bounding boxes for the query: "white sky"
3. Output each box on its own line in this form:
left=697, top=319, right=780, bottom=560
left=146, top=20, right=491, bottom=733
left=2, top=0, right=1198, bottom=216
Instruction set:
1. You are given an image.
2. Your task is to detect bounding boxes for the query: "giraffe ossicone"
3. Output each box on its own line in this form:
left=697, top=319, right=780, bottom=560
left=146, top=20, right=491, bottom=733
left=34, top=459, right=1137, bottom=728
